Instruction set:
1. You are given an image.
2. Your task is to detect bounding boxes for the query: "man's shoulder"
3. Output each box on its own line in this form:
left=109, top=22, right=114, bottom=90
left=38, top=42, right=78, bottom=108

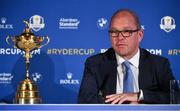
left=86, top=48, right=115, bottom=64
left=140, top=48, right=168, bottom=63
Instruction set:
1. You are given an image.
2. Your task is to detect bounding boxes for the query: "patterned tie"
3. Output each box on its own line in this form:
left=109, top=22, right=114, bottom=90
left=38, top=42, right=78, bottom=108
left=122, top=61, right=134, bottom=93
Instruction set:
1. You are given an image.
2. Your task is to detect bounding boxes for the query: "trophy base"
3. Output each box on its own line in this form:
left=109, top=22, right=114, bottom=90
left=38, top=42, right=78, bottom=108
left=14, top=98, right=41, bottom=104
left=14, top=78, right=42, bottom=104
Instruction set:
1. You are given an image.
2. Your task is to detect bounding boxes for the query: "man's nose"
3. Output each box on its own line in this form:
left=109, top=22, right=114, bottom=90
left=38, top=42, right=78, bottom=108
left=116, top=34, right=124, bottom=40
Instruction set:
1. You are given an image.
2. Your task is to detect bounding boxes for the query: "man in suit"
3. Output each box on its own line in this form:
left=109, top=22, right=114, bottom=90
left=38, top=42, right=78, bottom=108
left=78, top=9, right=175, bottom=104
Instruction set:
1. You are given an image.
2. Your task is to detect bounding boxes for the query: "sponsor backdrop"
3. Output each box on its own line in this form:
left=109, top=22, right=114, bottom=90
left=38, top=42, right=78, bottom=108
left=0, top=0, right=179, bottom=103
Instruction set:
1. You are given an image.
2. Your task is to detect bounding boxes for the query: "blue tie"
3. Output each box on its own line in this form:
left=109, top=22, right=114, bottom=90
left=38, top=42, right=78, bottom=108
left=122, top=61, right=134, bottom=93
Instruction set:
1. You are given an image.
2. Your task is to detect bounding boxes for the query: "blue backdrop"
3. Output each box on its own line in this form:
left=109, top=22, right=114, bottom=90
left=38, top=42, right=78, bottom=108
left=0, top=0, right=179, bottom=104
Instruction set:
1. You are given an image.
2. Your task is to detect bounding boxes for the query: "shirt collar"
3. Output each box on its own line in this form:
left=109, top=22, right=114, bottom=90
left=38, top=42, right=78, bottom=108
left=115, top=49, right=140, bottom=68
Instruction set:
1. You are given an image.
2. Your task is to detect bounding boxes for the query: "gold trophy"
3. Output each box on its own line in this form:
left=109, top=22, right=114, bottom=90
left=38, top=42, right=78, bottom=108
left=6, top=21, right=50, bottom=104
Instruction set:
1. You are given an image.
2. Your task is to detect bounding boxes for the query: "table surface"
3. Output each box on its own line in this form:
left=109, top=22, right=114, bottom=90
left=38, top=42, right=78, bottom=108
left=1, top=104, right=180, bottom=111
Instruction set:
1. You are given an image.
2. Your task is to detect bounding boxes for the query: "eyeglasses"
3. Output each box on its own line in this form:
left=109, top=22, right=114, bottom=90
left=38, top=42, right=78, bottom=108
left=109, top=29, right=140, bottom=38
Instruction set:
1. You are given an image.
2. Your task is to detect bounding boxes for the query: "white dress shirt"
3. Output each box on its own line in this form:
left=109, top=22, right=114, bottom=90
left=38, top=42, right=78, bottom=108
left=116, top=49, right=140, bottom=93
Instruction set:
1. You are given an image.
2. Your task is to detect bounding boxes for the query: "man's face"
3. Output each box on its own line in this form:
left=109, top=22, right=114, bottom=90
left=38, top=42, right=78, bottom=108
left=109, top=12, right=144, bottom=59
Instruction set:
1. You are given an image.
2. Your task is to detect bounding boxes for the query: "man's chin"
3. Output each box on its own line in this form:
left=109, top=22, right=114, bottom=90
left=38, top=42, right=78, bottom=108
left=115, top=49, right=128, bottom=56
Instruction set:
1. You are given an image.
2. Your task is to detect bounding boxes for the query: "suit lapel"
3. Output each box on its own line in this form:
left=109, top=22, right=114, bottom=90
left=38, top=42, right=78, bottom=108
left=101, top=61, right=117, bottom=95
left=139, top=48, right=151, bottom=89
left=101, top=48, right=117, bottom=95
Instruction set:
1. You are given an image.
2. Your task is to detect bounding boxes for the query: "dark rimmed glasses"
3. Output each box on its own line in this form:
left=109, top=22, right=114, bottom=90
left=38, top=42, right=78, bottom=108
left=109, top=29, right=140, bottom=38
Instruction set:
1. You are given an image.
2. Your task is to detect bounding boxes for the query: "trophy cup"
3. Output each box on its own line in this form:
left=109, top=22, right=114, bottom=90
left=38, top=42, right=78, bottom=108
left=6, top=21, right=50, bottom=104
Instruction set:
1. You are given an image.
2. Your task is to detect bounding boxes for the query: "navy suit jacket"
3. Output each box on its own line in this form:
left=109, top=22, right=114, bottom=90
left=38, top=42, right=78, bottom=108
left=78, top=48, right=175, bottom=104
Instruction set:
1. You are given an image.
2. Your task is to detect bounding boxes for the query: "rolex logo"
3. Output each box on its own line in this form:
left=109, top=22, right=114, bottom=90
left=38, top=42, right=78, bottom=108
left=0, top=17, right=13, bottom=29
left=60, top=72, right=79, bottom=85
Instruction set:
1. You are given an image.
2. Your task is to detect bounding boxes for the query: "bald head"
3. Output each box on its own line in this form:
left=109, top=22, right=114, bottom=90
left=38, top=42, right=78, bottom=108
left=110, top=9, right=141, bottom=29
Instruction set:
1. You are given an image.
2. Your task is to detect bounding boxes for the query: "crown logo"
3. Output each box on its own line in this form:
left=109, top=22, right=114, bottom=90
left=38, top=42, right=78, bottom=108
left=67, top=72, right=72, bottom=79
left=1, top=17, right=6, bottom=24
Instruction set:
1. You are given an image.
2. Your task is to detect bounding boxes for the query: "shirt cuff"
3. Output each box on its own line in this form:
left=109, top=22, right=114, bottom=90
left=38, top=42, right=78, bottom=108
left=138, top=89, right=144, bottom=101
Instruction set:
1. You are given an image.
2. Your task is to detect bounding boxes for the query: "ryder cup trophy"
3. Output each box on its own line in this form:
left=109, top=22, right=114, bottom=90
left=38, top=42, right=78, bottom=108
left=6, top=21, right=50, bottom=104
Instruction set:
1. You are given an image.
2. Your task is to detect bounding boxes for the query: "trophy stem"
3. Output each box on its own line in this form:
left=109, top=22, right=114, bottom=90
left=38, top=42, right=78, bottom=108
left=26, top=61, right=30, bottom=78
left=25, top=51, right=31, bottom=79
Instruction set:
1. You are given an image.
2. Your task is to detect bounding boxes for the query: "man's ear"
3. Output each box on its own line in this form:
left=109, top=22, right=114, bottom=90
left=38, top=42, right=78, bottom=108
left=138, top=29, right=144, bottom=42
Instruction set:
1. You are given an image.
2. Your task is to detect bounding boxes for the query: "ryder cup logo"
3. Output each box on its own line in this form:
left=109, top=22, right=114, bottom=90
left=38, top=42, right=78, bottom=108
left=29, top=15, right=45, bottom=32
left=97, top=18, right=108, bottom=29
left=160, top=16, right=176, bottom=32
